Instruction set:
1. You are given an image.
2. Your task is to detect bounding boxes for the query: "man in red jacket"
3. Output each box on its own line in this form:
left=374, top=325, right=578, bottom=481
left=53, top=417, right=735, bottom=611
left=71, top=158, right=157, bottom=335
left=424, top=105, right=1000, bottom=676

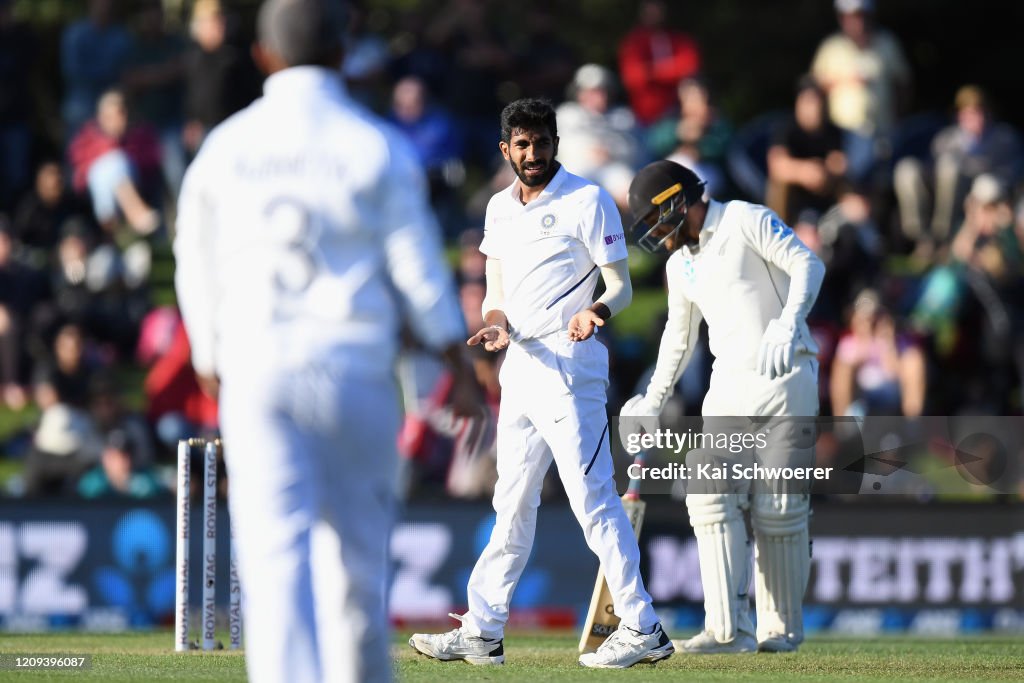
left=67, top=89, right=161, bottom=234
left=617, top=0, right=701, bottom=126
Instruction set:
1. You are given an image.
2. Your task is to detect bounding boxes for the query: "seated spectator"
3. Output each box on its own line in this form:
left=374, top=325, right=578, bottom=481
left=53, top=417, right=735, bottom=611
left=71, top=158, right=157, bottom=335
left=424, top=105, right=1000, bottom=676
left=396, top=347, right=496, bottom=500
left=457, top=228, right=486, bottom=283
left=894, top=86, right=1022, bottom=256
left=77, top=429, right=163, bottom=499
left=814, top=185, right=884, bottom=324
left=36, top=218, right=99, bottom=333
left=648, top=77, right=732, bottom=196
left=60, top=0, right=131, bottom=138
left=811, top=0, right=911, bottom=181
left=67, top=90, right=161, bottom=235
left=556, top=64, right=642, bottom=208
left=88, top=372, right=156, bottom=468
left=949, top=174, right=1019, bottom=276
left=12, top=161, right=89, bottom=259
left=23, top=402, right=101, bottom=497
left=831, top=289, right=926, bottom=417
left=140, top=307, right=218, bottom=452
left=388, top=75, right=466, bottom=235
left=951, top=178, right=1021, bottom=411
left=30, top=216, right=147, bottom=356
left=389, top=76, right=463, bottom=175
left=0, top=219, right=46, bottom=409
left=182, top=0, right=259, bottom=156
left=912, top=179, right=1022, bottom=413
left=456, top=230, right=488, bottom=346
left=32, top=322, right=97, bottom=410
left=767, top=77, right=847, bottom=224
left=617, top=0, right=701, bottom=126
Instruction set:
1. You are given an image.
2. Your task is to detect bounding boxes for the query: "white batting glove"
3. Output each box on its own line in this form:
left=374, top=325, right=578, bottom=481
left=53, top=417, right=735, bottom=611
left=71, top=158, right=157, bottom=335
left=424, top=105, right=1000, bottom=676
left=757, top=318, right=798, bottom=380
left=618, top=394, right=661, bottom=450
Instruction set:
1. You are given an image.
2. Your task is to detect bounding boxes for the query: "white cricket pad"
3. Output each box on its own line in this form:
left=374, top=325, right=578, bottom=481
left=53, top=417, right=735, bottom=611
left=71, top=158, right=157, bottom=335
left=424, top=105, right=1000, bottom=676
left=686, top=494, right=754, bottom=642
left=752, top=493, right=810, bottom=645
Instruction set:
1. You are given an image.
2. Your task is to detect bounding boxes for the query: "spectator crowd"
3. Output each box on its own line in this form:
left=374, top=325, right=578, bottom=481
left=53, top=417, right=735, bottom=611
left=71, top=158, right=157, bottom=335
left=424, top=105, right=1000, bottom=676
left=0, top=0, right=1022, bottom=500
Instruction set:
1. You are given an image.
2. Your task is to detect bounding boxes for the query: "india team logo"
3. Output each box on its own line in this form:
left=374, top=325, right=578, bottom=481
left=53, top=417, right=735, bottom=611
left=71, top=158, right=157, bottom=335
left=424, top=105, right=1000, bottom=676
left=540, top=214, right=557, bottom=233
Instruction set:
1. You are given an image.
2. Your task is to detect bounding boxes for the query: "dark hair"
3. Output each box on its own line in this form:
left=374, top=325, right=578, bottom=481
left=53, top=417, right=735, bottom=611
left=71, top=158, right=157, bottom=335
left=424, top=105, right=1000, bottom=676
left=795, top=74, right=825, bottom=99
left=500, top=98, right=557, bottom=144
left=258, top=0, right=348, bottom=68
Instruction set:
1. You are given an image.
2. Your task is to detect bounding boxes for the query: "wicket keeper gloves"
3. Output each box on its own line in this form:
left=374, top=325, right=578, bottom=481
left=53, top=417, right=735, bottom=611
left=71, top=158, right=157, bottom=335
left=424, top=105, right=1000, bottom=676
left=618, top=394, right=661, bottom=450
left=757, top=318, right=798, bottom=380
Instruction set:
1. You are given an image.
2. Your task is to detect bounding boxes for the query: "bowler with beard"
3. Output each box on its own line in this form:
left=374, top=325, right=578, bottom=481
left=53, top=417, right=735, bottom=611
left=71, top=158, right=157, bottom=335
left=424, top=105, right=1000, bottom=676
left=410, top=99, right=673, bottom=669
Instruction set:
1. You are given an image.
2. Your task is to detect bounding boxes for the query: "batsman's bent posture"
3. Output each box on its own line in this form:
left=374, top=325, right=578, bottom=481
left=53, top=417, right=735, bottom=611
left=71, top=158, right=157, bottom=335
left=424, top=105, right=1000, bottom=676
left=410, top=99, right=673, bottom=669
left=620, top=160, right=824, bottom=654
left=174, top=2, right=481, bottom=681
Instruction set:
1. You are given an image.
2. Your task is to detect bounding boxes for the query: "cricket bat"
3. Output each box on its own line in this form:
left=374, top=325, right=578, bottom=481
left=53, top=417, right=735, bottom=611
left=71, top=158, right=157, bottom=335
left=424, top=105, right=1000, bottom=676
left=578, top=450, right=647, bottom=653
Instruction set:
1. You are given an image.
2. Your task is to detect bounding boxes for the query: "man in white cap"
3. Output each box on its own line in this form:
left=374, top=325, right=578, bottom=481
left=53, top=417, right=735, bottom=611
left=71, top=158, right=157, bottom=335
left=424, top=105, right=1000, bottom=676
left=174, top=1, right=482, bottom=681
left=555, top=64, right=641, bottom=208
left=811, top=0, right=911, bottom=180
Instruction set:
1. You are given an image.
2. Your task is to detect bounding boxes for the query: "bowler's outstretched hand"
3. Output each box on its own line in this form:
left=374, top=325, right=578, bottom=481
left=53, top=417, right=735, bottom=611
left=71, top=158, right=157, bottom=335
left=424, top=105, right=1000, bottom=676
left=568, top=309, right=604, bottom=342
left=467, top=325, right=510, bottom=352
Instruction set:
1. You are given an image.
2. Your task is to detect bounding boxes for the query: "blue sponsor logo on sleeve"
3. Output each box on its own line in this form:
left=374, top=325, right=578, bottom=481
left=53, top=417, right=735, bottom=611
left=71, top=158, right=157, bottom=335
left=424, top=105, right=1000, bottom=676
left=604, top=232, right=625, bottom=245
left=771, top=217, right=792, bottom=238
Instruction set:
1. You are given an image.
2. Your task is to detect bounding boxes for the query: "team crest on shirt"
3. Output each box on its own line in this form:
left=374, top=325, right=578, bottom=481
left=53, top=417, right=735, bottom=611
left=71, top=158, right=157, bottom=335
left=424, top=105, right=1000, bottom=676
left=540, top=213, right=557, bottom=234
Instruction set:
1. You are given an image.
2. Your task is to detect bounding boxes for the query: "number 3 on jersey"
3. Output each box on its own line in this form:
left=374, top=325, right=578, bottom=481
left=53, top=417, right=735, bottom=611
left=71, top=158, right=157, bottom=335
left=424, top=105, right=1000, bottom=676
left=263, top=197, right=321, bottom=318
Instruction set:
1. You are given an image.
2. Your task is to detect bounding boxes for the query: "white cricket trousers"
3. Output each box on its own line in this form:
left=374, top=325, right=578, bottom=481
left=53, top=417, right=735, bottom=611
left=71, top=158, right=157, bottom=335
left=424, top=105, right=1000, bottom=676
left=463, top=335, right=657, bottom=638
left=220, top=361, right=398, bottom=683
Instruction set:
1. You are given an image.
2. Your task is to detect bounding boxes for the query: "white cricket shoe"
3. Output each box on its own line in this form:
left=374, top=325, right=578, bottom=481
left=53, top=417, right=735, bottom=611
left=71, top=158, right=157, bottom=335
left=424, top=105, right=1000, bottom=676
left=408, top=613, right=504, bottom=665
left=578, top=623, right=674, bottom=668
left=673, top=629, right=757, bottom=654
left=758, top=634, right=800, bottom=653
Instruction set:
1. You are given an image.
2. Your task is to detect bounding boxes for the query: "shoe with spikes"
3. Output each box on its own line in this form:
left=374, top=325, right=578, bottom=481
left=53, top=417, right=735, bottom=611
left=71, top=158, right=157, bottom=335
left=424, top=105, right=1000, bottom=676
left=408, top=613, right=505, bottom=665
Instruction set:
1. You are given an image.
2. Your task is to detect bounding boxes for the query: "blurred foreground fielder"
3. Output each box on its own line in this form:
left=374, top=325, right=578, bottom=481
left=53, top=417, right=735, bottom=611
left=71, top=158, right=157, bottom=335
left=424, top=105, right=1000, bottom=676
left=410, top=99, right=672, bottom=668
left=174, top=1, right=481, bottom=681
left=621, top=160, right=824, bottom=653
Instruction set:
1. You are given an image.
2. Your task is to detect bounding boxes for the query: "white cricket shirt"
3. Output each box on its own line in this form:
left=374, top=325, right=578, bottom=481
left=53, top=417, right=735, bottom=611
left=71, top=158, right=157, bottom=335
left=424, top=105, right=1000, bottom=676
left=174, top=67, right=464, bottom=378
left=644, top=199, right=825, bottom=411
left=479, top=165, right=627, bottom=340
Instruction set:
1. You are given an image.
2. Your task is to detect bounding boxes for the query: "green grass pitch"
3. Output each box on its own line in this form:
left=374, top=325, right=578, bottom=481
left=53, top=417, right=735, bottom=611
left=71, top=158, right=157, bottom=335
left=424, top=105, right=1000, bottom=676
left=0, top=630, right=1020, bottom=681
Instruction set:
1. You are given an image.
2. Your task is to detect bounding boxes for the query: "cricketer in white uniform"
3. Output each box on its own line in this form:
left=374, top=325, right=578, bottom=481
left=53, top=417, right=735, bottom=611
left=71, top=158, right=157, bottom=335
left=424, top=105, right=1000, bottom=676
left=174, top=2, right=481, bottom=681
left=620, top=160, right=824, bottom=654
left=410, top=99, right=673, bottom=669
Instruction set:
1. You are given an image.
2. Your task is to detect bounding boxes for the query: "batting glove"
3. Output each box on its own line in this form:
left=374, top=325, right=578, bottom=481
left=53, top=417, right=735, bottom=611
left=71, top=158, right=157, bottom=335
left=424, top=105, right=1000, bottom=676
left=757, top=318, right=798, bottom=380
left=618, top=394, right=661, bottom=450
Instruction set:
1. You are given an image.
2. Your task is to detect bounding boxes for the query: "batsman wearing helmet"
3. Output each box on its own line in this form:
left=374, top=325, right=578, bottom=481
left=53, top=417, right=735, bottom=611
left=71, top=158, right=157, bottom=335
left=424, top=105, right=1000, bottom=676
left=621, top=160, right=824, bottom=653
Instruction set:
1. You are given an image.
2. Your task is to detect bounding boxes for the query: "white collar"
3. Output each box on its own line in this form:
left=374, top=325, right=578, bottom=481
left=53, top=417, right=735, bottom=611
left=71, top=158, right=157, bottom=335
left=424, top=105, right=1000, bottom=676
left=506, top=164, right=569, bottom=206
left=681, top=199, right=725, bottom=257
left=263, top=66, right=347, bottom=100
